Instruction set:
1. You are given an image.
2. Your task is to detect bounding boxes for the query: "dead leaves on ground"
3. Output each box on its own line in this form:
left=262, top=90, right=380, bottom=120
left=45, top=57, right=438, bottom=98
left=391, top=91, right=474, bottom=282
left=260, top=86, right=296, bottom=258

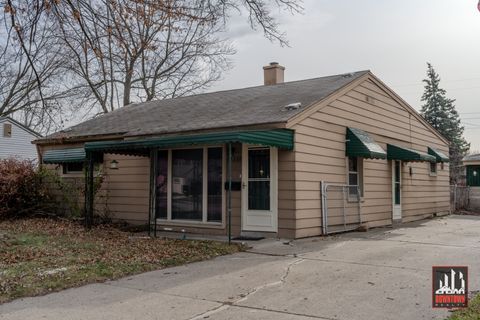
left=0, top=218, right=240, bottom=303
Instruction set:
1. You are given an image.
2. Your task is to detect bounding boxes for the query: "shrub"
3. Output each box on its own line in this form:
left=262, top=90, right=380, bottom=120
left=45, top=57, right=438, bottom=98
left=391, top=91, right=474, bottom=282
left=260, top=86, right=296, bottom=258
left=0, top=158, right=52, bottom=219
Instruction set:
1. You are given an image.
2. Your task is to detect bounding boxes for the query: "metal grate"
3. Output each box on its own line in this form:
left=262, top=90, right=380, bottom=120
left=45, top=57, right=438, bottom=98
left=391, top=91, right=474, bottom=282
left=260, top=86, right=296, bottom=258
left=321, top=181, right=362, bottom=235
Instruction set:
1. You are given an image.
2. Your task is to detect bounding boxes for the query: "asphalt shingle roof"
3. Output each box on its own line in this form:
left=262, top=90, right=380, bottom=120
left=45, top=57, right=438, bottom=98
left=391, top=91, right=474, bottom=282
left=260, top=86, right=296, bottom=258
left=463, top=154, right=480, bottom=162
left=44, top=71, right=368, bottom=141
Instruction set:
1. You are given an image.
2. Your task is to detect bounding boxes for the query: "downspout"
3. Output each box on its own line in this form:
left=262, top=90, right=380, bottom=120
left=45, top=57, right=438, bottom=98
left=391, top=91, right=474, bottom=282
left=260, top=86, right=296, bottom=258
left=227, top=143, right=232, bottom=245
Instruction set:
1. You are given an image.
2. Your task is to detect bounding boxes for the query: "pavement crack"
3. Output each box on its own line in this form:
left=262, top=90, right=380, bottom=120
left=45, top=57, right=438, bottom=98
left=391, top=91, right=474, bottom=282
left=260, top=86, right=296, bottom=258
left=235, top=258, right=304, bottom=304
left=281, top=258, right=304, bottom=283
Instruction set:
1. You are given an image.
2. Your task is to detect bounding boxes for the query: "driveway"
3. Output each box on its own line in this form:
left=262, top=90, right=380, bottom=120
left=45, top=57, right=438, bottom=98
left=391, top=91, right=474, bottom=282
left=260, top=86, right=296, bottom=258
left=1, top=215, right=479, bottom=320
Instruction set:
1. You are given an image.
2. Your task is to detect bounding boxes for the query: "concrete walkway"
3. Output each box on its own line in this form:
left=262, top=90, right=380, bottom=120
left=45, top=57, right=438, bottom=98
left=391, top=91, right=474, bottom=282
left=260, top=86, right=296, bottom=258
left=2, top=215, right=480, bottom=320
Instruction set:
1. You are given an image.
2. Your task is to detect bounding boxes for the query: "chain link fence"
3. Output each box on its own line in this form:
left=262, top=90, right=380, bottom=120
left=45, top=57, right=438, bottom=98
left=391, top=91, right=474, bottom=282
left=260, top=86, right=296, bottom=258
left=450, top=185, right=470, bottom=212
left=321, top=182, right=362, bottom=235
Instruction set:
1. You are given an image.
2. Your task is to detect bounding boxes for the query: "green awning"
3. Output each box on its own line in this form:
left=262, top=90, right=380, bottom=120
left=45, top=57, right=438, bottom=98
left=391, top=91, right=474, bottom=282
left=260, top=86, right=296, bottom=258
left=43, top=148, right=86, bottom=164
left=346, top=127, right=387, bottom=159
left=387, top=144, right=436, bottom=162
left=428, top=147, right=449, bottom=163
left=84, top=129, right=294, bottom=154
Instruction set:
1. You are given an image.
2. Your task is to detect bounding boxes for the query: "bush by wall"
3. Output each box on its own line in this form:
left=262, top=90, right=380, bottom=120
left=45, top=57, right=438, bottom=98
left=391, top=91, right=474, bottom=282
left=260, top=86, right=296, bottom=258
left=0, top=158, right=53, bottom=218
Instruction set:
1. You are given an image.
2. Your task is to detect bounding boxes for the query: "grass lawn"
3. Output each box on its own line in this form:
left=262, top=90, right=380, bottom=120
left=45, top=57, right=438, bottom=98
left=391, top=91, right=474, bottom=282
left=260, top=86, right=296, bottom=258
left=446, top=294, right=480, bottom=320
left=0, top=218, right=242, bottom=304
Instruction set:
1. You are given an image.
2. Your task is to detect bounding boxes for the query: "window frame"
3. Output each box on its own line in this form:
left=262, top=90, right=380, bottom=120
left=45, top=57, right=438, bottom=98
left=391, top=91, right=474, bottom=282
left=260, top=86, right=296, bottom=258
left=429, top=162, right=437, bottom=177
left=62, top=162, right=84, bottom=175
left=156, top=145, right=226, bottom=227
left=347, top=156, right=364, bottom=199
left=3, top=123, right=12, bottom=138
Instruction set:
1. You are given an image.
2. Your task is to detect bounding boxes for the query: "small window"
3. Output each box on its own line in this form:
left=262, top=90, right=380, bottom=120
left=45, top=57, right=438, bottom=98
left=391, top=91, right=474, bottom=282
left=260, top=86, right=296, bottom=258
left=429, top=162, right=437, bottom=176
left=63, top=162, right=84, bottom=174
left=3, top=123, right=12, bottom=137
left=348, top=157, right=364, bottom=197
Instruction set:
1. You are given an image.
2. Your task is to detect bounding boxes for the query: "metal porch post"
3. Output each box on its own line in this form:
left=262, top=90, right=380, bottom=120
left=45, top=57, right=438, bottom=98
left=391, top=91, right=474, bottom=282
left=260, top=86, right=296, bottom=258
left=227, top=143, right=232, bottom=245
left=84, top=151, right=94, bottom=229
left=148, top=150, right=158, bottom=237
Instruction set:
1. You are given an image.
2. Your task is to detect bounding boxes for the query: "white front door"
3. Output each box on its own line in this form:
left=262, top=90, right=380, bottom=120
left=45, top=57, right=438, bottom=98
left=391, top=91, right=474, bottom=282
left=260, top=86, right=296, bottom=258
left=392, top=160, right=402, bottom=221
left=241, top=145, right=278, bottom=232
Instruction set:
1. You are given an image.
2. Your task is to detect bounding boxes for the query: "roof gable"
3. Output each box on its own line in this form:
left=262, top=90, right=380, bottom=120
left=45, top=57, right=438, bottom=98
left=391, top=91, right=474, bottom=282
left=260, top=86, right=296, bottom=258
left=365, top=74, right=449, bottom=145
left=0, top=117, right=41, bottom=138
left=287, top=72, right=449, bottom=146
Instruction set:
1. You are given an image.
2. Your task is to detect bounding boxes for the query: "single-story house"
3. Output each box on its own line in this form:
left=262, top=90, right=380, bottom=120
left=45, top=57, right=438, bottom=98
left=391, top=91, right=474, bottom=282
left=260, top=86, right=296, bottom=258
left=0, top=117, right=41, bottom=161
left=35, top=63, right=450, bottom=239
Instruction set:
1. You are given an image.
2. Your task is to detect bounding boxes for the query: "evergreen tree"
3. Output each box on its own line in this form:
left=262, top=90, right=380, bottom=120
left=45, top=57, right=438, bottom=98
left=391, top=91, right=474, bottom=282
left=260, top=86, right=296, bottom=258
left=420, top=63, right=470, bottom=184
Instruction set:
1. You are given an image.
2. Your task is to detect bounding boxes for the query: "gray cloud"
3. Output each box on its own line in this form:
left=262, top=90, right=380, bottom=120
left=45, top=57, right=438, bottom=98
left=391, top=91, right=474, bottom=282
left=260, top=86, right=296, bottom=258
left=209, top=0, right=480, bottom=150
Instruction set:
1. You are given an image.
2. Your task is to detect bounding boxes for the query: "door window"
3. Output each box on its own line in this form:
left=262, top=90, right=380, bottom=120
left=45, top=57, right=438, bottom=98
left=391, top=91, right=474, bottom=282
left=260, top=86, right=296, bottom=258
left=394, top=161, right=401, bottom=205
left=248, top=148, right=270, bottom=210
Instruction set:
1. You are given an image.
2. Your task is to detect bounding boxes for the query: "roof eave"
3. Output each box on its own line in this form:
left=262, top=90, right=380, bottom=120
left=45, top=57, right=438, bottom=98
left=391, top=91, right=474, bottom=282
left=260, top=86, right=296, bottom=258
left=34, top=122, right=288, bottom=145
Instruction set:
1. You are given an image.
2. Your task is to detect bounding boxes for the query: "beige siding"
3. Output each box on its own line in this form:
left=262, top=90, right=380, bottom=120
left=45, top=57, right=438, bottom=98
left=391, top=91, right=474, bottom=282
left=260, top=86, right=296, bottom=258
left=38, top=143, right=150, bottom=224
left=290, top=77, right=449, bottom=238
left=102, top=154, right=150, bottom=224
left=278, top=149, right=296, bottom=238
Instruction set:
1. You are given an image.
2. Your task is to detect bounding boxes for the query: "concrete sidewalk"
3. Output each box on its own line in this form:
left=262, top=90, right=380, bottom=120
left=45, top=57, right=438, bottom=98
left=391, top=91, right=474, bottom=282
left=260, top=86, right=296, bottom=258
left=2, top=215, right=480, bottom=320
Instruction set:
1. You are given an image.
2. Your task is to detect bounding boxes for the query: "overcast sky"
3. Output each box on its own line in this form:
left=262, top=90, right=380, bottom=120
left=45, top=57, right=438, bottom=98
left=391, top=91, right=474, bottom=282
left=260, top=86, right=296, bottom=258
left=209, top=0, right=480, bottom=150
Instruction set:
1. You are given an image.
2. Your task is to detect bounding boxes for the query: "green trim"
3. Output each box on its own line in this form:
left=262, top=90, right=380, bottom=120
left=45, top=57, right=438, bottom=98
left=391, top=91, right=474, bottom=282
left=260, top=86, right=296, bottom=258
left=428, top=147, right=449, bottom=163
left=345, top=127, right=387, bottom=159
left=43, top=148, right=86, bottom=164
left=84, top=129, right=294, bottom=153
left=387, top=144, right=436, bottom=162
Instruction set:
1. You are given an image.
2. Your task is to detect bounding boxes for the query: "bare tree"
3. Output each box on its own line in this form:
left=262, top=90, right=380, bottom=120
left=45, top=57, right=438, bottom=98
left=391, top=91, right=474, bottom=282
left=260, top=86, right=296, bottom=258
left=0, top=0, right=69, bottom=133
left=206, top=0, right=303, bottom=46
left=49, top=0, right=235, bottom=115
left=2, top=0, right=303, bottom=123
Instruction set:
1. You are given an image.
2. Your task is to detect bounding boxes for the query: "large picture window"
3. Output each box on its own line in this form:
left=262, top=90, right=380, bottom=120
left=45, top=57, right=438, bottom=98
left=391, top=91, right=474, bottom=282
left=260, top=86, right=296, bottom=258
left=155, top=150, right=168, bottom=219
left=172, top=149, right=203, bottom=220
left=156, top=147, right=224, bottom=223
left=207, top=148, right=223, bottom=222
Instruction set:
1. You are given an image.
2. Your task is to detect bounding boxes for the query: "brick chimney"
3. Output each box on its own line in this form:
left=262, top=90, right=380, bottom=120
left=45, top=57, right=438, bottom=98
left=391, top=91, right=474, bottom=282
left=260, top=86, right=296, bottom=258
left=263, top=62, right=285, bottom=85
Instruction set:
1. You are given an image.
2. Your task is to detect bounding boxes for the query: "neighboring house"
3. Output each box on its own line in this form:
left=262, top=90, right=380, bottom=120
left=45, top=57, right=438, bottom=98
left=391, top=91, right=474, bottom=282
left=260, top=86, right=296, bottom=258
left=462, top=154, right=480, bottom=187
left=0, top=117, right=41, bottom=161
left=462, top=154, right=480, bottom=210
left=34, top=63, right=450, bottom=239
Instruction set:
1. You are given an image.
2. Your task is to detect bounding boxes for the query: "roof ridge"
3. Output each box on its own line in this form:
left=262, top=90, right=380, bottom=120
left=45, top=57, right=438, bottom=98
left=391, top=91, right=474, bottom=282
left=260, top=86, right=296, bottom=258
left=120, top=70, right=370, bottom=110
left=70, top=69, right=370, bottom=121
